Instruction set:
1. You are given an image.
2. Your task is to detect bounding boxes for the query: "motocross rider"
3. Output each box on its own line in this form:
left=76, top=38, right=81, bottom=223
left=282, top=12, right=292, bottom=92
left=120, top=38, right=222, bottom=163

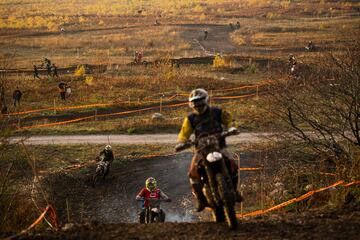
left=97, top=145, right=114, bottom=178
left=136, top=177, right=171, bottom=223
left=175, top=88, right=242, bottom=212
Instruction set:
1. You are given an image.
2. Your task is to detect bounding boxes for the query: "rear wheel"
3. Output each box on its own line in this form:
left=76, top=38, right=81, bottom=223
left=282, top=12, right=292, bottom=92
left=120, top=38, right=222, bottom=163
left=216, top=173, right=237, bottom=230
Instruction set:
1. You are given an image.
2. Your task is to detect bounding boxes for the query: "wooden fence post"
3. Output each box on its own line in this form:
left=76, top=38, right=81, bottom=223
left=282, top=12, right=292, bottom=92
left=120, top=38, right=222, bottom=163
left=53, top=98, right=56, bottom=115
left=160, top=96, right=163, bottom=113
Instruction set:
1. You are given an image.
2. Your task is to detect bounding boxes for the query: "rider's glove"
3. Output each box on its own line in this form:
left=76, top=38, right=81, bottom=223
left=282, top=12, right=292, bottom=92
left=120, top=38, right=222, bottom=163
left=175, top=142, right=186, bottom=152
left=228, top=127, right=239, bottom=134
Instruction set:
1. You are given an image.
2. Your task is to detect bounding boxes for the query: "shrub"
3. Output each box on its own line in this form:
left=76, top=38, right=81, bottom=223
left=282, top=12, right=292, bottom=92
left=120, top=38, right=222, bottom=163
left=74, top=65, right=86, bottom=78
left=85, top=76, right=94, bottom=86
left=245, top=63, right=258, bottom=73
left=127, top=127, right=136, bottom=135
left=212, top=54, right=226, bottom=68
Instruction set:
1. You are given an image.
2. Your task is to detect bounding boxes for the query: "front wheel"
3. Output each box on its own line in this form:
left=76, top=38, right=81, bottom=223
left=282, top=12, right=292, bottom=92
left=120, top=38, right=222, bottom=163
left=216, top=173, right=237, bottom=230
left=149, top=211, right=158, bottom=223
left=92, top=171, right=100, bottom=187
left=212, top=206, right=225, bottom=223
left=92, top=166, right=103, bottom=187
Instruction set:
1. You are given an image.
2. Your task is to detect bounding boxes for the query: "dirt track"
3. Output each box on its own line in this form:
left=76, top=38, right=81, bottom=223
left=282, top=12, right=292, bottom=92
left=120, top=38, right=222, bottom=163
left=10, top=133, right=271, bottom=145
left=44, top=153, right=196, bottom=225
left=20, top=209, right=360, bottom=240
left=23, top=149, right=359, bottom=240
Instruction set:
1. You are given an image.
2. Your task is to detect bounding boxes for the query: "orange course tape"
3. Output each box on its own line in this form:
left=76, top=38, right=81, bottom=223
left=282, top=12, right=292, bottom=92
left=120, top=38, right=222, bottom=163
left=7, top=103, right=116, bottom=116
left=17, top=90, right=258, bottom=130
left=4, top=205, right=53, bottom=240
left=239, top=167, right=262, bottom=171
left=213, top=93, right=257, bottom=100
left=8, top=82, right=268, bottom=117
left=62, top=153, right=177, bottom=172
left=236, top=180, right=359, bottom=218
left=18, top=101, right=188, bottom=130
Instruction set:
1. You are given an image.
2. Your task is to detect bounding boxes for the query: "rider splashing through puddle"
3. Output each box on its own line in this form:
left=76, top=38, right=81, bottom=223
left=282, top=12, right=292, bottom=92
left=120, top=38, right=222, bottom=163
left=175, top=88, right=243, bottom=229
left=92, top=145, right=114, bottom=187
left=136, top=177, right=171, bottom=223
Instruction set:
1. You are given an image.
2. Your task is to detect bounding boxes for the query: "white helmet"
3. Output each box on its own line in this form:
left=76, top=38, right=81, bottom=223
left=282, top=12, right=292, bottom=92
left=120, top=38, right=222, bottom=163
left=105, top=145, right=112, bottom=151
left=188, top=88, right=209, bottom=114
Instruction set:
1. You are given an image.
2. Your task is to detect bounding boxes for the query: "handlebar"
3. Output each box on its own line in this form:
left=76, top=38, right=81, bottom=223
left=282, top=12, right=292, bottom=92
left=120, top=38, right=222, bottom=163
left=175, top=129, right=239, bottom=152
left=136, top=198, right=171, bottom=202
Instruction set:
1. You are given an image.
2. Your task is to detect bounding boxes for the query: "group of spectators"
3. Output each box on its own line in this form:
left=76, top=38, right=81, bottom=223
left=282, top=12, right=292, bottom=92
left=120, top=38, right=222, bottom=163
left=0, top=58, right=71, bottom=114
left=229, top=21, right=241, bottom=30
left=33, top=58, right=58, bottom=79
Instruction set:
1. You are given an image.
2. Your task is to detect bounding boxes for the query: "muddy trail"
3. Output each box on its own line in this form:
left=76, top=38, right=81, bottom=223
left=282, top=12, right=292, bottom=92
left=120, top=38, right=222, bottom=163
left=4, top=148, right=359, bottom=239
left=18, top=208, right=360, bottom=240
left=43, top=153, right=197, bottom=225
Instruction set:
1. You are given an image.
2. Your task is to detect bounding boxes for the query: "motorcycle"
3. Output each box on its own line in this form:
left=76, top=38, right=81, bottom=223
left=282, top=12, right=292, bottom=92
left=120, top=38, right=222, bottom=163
left=92, top=156, right=111, bottom=187
left=137, top=198, right=170, bottom=223
left=176, top=129, right=239, bottom=229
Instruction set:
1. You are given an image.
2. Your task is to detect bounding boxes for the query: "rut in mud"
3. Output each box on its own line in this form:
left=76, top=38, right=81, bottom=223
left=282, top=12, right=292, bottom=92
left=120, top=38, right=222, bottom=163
left=44, top=152, right=200, bottom=224
left=24, top=149, right=360, bottom=239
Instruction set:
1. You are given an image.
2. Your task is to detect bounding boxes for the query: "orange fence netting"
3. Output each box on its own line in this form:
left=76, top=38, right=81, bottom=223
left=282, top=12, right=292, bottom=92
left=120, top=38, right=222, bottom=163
left=4, top=204, right=58, bottom=240
left=236, top=180, right=359, bottom=219
left=8, top=81, right=271, bottom=117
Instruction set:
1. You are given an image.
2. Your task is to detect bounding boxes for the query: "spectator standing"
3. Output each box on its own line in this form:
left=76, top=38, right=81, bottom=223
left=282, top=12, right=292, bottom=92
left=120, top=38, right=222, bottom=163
left=44, top=58, right=52, bottom=76
left=51, top=64, right=58, bottom=77
left=0, top=85, right=7, bottom=114
left=12, top=87, right=22, bottom=107
left=33, top=65, right=40, bottom=79
left=58, top=82, right=67, bottom=100
left=203, top=29, right=208, bottom=40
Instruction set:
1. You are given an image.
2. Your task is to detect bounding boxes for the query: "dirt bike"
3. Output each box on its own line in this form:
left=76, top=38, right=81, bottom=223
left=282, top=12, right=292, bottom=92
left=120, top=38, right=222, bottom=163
left=137, top=198, right=171, bottom=224
left=92, top=157, right=111, bottom=187
left=176, top=129, right=239, bottom=230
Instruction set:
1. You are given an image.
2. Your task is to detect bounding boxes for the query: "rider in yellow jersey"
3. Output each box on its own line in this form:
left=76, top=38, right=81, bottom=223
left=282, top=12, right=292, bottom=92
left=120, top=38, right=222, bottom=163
left=176, top=88, right=242, bottom=211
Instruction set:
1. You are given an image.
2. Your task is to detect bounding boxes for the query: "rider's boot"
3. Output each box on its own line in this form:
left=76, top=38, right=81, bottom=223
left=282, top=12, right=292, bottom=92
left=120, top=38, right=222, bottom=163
left=191, top=181, right=207, bottom=212
left=232, top=174, right=244, bottom=203
left=139, top=209, right=145, bottom=224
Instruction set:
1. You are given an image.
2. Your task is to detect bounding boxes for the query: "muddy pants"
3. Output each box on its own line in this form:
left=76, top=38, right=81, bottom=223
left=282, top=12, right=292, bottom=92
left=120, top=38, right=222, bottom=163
left=139, top=209, right=146, bottom=224
left=188, top=148, right=238, bottom=187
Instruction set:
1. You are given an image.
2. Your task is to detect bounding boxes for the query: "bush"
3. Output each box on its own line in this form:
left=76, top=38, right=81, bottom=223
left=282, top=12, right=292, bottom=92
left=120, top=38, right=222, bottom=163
left=74, top=65, right=86, bottom=78
left=85, top=76, right=94, bottom=86
left=212, top=54, right=226, bottom=68
left=268, top=40, right=360, bottom=182
left=245, top=63, right=258, bottom=73
left=127, top=127, right=136, bottom=135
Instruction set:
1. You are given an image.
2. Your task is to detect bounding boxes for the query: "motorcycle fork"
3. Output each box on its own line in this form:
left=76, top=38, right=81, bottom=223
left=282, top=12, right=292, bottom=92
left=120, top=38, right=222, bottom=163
left=204, top=163, right=221, bottom=206
left=220, top=158, right=236, bottom=199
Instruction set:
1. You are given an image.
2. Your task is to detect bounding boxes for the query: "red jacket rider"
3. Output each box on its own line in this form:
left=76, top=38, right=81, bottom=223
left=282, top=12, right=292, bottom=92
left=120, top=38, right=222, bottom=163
left=136, top=177, right=170, bottom=208
left=136, top=177, right=170, bottom=223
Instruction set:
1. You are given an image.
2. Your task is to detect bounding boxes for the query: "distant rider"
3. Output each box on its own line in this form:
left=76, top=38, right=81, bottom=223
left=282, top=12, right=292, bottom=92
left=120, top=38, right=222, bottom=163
left=305, top=40, right=315, bottom=51
left=97, top=145, right=114, bottom=178
left=136, top=177, right=171, bottom=223
left=175, top=88, right=242, bottom=212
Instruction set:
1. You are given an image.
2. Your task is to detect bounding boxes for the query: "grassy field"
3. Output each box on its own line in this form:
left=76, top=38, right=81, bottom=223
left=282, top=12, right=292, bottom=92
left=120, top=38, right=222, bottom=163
left=1, top=1, right=360, bottom=235
left=0, top=0, right=359, bottom=135
left=0, top=1, right=359, bottom=68
left=0, top=1, right=358, bottom=135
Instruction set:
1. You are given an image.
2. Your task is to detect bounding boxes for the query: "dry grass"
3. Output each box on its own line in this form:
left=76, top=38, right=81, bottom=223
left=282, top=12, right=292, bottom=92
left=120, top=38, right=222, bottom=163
left=1, top=1, right=359, bottom=68
left=16, top=97, right=265, bottom=135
